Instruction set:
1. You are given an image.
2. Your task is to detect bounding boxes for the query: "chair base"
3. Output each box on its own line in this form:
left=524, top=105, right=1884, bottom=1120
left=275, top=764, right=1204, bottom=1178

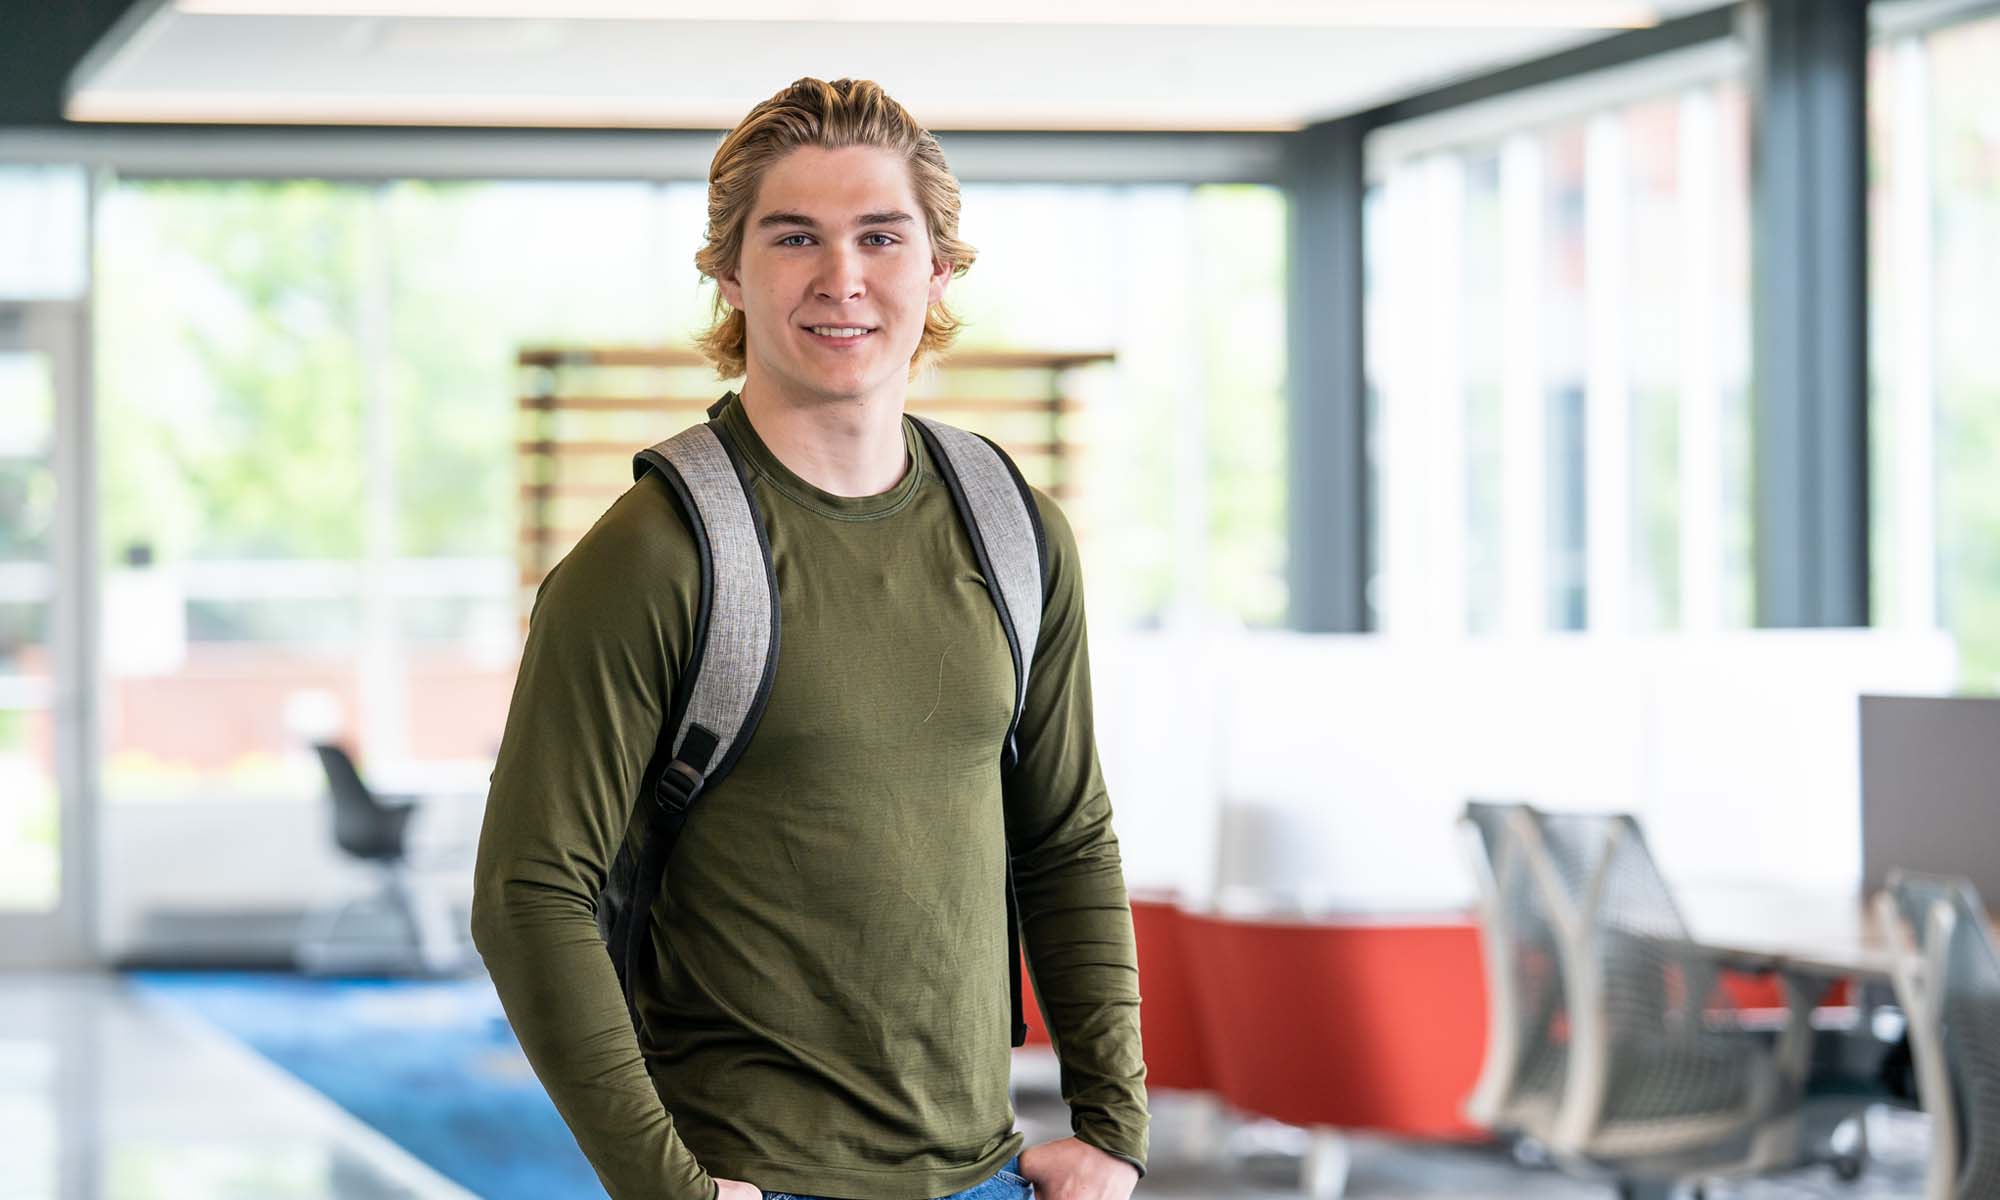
left=1591, top=1100, right=1874, bottom=1200
left=1301, top=1128, right=1351, bottom=1199
left=294, top=863, right=475, bottom=978
left=1617, top=1183, right=1691, bottom=1200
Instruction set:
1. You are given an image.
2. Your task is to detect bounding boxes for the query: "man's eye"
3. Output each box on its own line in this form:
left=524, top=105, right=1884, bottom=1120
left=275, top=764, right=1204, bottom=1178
left=863, top=233, right=895, bottom=246
left=778, top=234, right=812, bottom=246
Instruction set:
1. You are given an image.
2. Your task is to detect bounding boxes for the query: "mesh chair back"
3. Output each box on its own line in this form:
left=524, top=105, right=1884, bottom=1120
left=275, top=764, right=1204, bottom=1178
left=1482, top=804, right=1574, bottom=1128
left=1541, top=813, right=1697, bottom=1028
left=1463, top=801, right=1517, bottom=873
left=313, top=742, right=410, bottom=862
left=1517, top=808, right=1764, bottom=1156
left=1890, top=873, right=2000, bottom=1200
left=1460, top=801, right=1568, bottom=1134
left=1890, top=873, right=1971, bottom=956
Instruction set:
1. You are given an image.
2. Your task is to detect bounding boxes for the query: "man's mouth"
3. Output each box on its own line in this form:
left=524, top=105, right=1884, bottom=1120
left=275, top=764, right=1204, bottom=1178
left=803, top=324, right=876, bottom=343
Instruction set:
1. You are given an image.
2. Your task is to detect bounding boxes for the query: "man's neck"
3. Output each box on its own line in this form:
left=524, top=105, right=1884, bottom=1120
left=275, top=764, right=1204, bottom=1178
left=735, top=370, right=912, bottom=498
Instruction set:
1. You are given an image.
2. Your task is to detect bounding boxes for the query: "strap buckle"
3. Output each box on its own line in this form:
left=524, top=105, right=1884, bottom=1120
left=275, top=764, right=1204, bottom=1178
left=654, top=759, right=705, bottom=813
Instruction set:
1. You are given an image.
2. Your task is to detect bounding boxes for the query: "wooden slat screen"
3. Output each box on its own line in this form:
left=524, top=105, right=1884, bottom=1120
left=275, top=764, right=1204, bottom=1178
left=515, top=344, right=1112, bottom=620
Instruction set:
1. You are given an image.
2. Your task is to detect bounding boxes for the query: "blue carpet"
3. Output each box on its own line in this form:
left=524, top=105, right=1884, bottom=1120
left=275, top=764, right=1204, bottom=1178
left=127, top=970, right=604, bottom=1200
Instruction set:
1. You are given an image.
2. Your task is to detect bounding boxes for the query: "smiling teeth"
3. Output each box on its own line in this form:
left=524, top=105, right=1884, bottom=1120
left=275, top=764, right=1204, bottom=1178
left=810, top=326, right=869, bottom=337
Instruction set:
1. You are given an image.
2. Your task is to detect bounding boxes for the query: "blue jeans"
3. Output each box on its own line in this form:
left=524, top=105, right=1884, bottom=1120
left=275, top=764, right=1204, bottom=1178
left=761, top=1154, right=1033, bottom=1200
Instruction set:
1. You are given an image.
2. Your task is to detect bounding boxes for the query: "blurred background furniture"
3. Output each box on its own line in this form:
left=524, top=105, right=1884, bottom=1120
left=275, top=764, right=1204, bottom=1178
left=1459, top=800, right=1571, bottom=1149
left=1495, top=804, right=1871, bottom=1198
left=1178, top=907, right=1489, bottom=1197
left=1015, top=884, right=1488, bottom=1199
left=293, top=742, right=474, bottom=977
left=1877, top=871, right=2000, bottom=1200
left=1862, top=696, right=2000, bottom=901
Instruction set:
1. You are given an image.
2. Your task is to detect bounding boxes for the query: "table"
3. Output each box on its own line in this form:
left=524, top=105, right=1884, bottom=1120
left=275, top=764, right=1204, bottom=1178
left=1678, top=883, right=1900, bottom=980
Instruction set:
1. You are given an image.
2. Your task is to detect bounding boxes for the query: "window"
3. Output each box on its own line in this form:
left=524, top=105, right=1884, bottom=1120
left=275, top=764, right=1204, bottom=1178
left=0, top=165, right=88, bottom=302
left=95, top=178, right=690, bottom=805
left=1871, top=10, right=2000, bottom=689
left=94, top=174, right=1291, bottom=818
left=1365, top=69, right=1753, bottom=637
left=0, top=164, right=88, bottom=923
left=0, top=338, right=60, bottom=911
left=951, top=183, right=1289, bottom=630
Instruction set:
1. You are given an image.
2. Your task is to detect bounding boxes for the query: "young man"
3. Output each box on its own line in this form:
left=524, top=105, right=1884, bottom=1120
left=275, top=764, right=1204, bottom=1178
left=471, top=77, right=1147, bottom=1200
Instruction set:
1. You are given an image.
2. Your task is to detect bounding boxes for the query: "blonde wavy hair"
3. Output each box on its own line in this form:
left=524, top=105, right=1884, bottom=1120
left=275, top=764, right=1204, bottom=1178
left=693, top=77, right=977, bottom=382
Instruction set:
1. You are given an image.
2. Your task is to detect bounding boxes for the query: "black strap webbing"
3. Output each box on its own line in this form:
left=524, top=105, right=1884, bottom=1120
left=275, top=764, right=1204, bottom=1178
left=619, top=806, right=687, bottom=1033
left=618, top=723, right=720, bottom=1034
left=1007, top=858, right=1027, bottom=1046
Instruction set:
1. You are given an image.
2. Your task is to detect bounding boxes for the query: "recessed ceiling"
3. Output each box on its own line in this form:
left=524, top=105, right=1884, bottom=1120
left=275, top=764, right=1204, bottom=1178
left=68, top=0, right=1726, bottom=132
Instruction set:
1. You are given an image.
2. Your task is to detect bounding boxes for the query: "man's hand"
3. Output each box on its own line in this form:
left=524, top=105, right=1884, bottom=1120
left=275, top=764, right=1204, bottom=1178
left=712, top=1177, right=761, bottom=1199
left=1016, top=1136, right=1139, bottom=1200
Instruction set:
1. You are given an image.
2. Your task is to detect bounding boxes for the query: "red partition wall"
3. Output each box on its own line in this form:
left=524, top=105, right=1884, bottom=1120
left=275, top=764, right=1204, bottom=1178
left=1021, top=898, right=1486, bottom=1137
left=1176, top=913, right=1488, bottom=1139
left=1719, top=974, right=1852, bottom=1010
left=1128, top=896, right=1214, bottom=1091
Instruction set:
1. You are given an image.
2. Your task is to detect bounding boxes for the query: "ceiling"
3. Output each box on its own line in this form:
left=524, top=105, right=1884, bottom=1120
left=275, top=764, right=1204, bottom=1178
left=67, top=0, right=1727, bottom=133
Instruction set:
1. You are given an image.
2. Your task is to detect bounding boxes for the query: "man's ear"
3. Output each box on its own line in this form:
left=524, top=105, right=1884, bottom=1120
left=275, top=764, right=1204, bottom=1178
left=926, top=256, right=950, bottom=307
left=717, top=268, right=743, bottom=311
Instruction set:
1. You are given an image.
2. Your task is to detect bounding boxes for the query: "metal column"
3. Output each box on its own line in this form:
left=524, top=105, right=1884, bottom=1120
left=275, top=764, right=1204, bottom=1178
left=1284, top=116, right=1370, bottom=632
left=1747, top=0, right=1872, bottom=626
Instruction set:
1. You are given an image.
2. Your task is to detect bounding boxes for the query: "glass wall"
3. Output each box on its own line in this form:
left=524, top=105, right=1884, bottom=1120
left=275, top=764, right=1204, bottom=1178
left=1360, top=6, right=2000, bottom=681
left=93, top=179, right=691, bottom=808
left=952, top=183, right=1288, bottom=630
left=0, top=165, right=89, bottom=302
left=1365, top=71, right=1753, bottom=637
left=0, top=330, right=61, bottom=912
left=92, top=176, right=1289, bottom=814
left=1871, top=9, right=2000, bottom=689
left=0, top=163, right=89, bottom=952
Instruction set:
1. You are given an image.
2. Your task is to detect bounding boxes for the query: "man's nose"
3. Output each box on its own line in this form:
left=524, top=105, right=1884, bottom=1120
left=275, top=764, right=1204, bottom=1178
left=812, top=244, right=865, bottom=302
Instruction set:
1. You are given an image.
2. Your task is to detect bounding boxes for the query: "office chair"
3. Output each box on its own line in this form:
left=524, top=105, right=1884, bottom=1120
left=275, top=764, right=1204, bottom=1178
left=1459, top=800, right=1571, bottom=1144
left=294, top=742, right=470, bottom=976
left=1506, top=806, right=1864, bottom=1198
left=1877, top=872, right=2000, bottom=1200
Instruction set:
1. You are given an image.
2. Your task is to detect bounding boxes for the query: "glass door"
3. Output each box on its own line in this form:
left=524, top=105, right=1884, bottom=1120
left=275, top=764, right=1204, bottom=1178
left=0, top=300, right=93, bottom=966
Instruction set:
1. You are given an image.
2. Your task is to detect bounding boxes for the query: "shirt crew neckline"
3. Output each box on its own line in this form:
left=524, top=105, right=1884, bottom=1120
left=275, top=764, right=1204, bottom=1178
left=715, top=390, right=925, bottom=521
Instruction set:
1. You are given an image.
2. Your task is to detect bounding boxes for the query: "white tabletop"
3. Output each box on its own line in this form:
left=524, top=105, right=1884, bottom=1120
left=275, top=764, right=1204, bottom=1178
left=1677, top=882, right=1899, bottom=979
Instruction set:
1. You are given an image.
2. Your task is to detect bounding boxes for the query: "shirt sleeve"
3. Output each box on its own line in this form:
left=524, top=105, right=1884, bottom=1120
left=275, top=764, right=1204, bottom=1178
left=468, top=472, right=719, bottom=1200
left=1002, top=486, right=1151, bottom=1178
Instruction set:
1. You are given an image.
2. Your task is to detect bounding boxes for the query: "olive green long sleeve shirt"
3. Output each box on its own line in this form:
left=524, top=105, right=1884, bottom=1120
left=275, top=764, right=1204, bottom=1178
left=469, top=393, right=1148, bottom=1200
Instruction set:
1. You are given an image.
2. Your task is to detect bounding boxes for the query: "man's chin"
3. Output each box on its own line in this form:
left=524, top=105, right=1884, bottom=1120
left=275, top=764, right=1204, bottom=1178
left=780, top=364, right=910, bottom=405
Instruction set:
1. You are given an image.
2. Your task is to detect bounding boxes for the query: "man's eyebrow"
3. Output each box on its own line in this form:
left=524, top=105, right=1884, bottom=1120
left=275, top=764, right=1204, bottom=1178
left=755, top=209, right=917, bottom=231
left=756, top=210, right=818, bottom=230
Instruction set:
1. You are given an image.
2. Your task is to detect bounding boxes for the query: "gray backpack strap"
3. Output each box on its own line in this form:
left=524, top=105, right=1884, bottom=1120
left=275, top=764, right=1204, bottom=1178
left=600, top=410, right=778, bottom=1037
left=632, top=419, right=781, bottom=802
left=908, top=415, right=1047, bottom=772
left=909, top=414, right=1048, bottom=1051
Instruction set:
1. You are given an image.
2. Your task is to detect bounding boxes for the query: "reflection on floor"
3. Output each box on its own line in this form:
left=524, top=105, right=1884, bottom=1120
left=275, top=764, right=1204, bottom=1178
left=0, top=970, right=1937, bottom=1199
left=126, top=971, right=590, bottom=1200
left=2, top=971, right=474, bottom=1200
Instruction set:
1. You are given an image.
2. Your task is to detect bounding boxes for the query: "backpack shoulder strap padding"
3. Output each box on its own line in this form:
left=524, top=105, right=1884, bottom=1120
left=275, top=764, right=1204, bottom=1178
left=908, top=415, right=1047, bottom=773
left=632, top=421, right=781, bottom=801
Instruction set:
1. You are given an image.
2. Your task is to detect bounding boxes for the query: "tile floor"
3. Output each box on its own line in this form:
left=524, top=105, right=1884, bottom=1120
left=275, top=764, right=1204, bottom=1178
left=1, top=971, right=475, bottom=1200
left=0, top=970, right=1935, bottom=1200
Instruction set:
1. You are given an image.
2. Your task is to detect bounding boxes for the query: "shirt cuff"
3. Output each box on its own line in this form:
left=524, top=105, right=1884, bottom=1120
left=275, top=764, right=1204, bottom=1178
left=1074, top=1129, right=1147, bottom=1180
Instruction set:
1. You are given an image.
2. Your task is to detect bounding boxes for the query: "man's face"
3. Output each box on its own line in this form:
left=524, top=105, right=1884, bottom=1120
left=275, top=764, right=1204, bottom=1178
left=718, top=144, right=951, bottom=406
